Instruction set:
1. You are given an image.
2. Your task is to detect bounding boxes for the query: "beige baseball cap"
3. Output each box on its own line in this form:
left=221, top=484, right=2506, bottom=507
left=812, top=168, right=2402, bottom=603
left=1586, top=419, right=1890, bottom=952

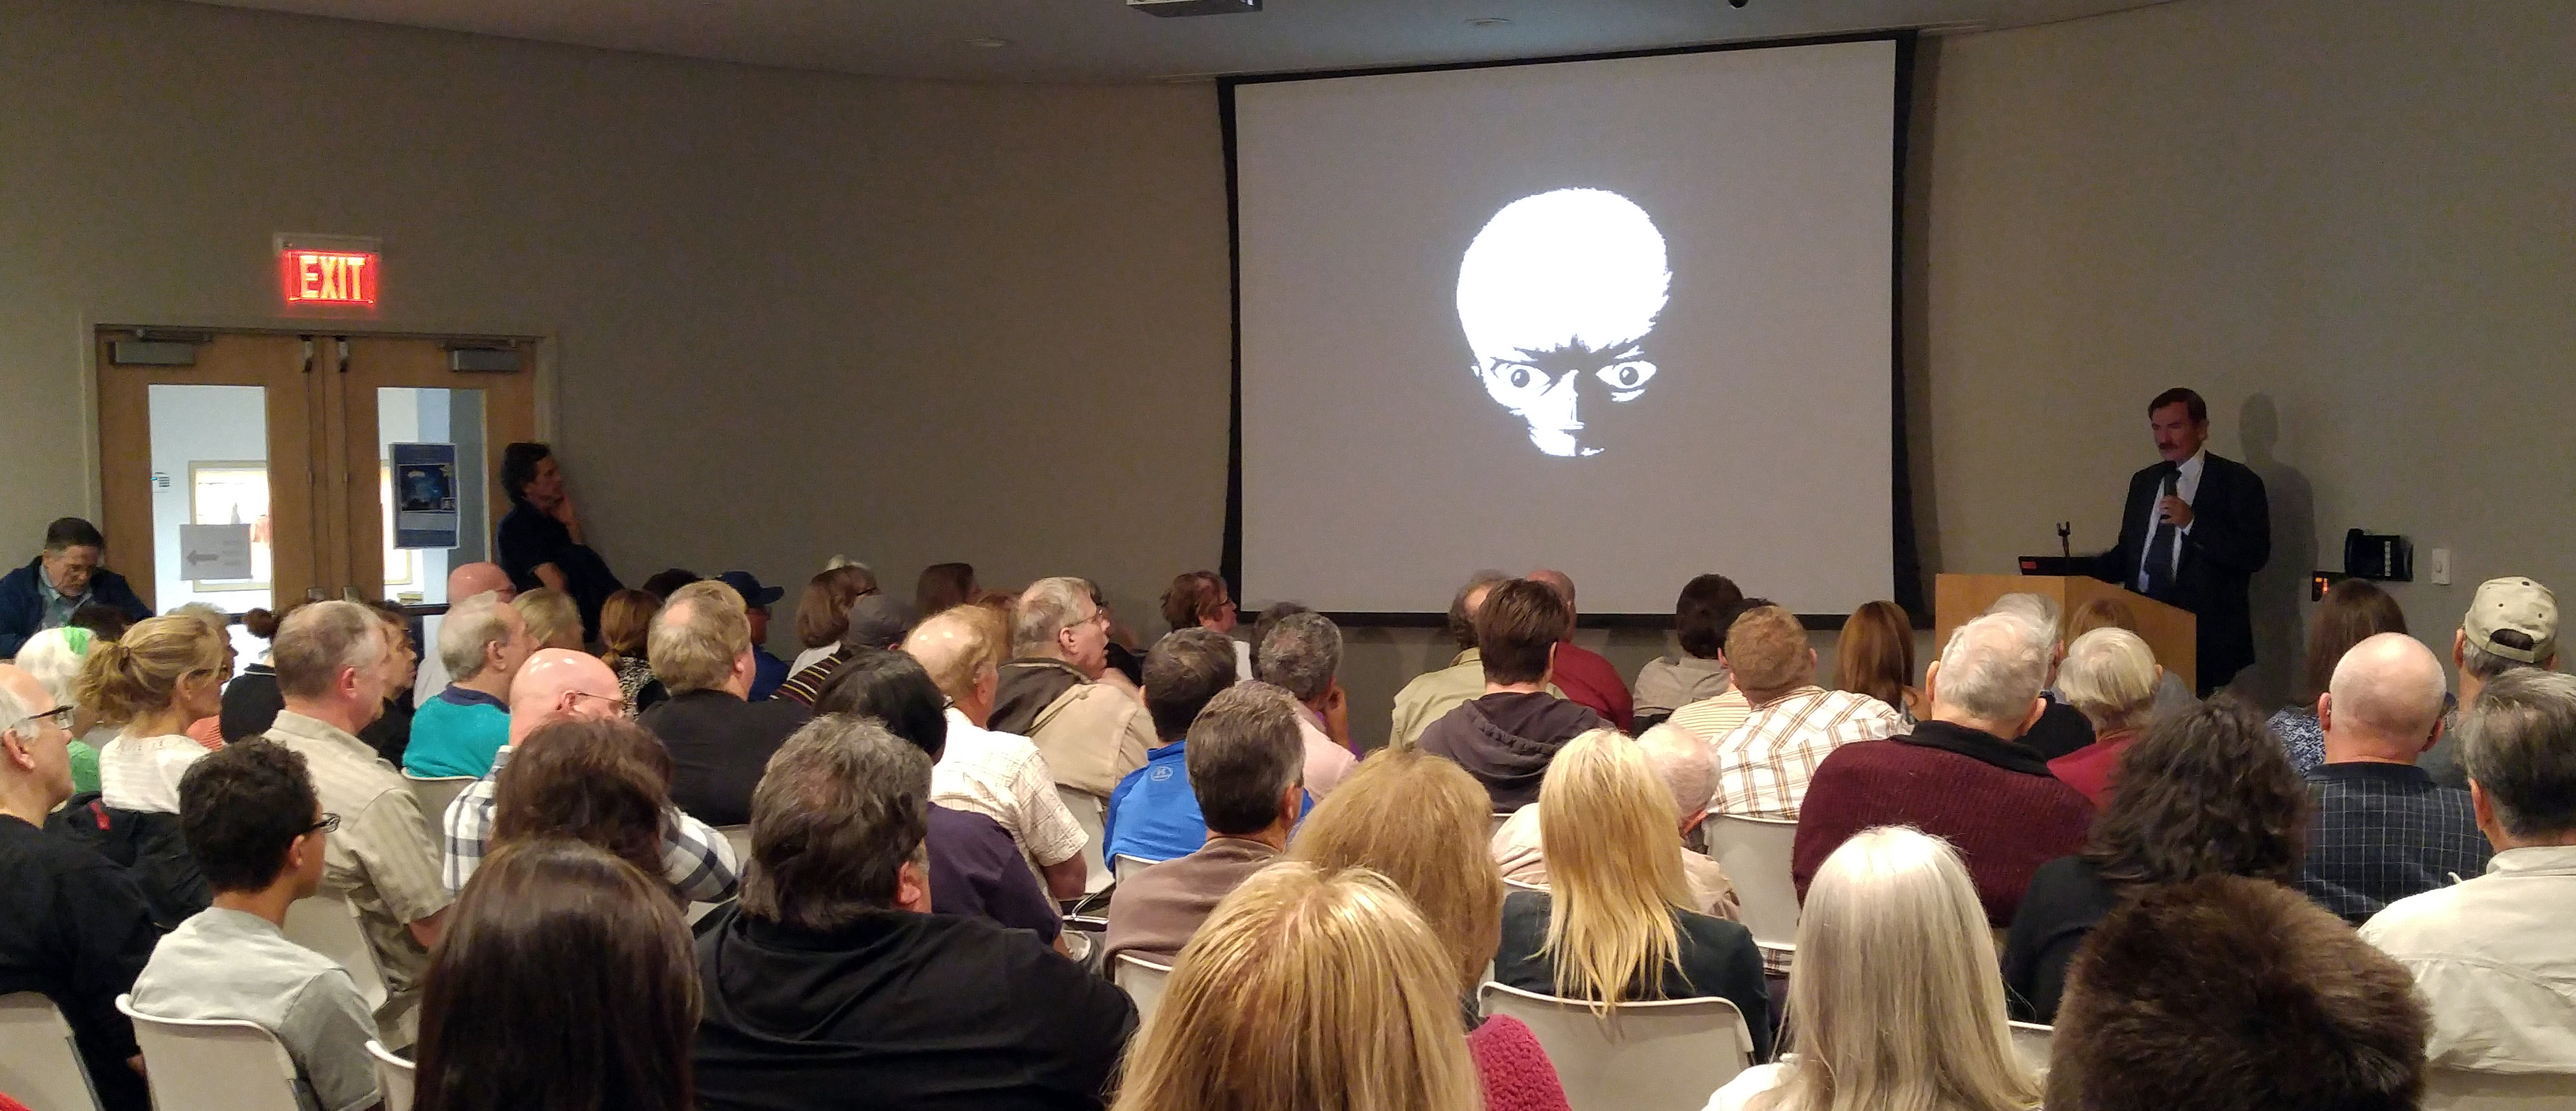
left=2463, top=577, right=2558, bottom=663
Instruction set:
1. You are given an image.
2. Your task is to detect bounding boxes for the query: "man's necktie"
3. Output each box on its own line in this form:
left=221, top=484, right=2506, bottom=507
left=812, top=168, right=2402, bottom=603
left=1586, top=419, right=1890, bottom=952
left=2143, top=466, right=2181, bottom=596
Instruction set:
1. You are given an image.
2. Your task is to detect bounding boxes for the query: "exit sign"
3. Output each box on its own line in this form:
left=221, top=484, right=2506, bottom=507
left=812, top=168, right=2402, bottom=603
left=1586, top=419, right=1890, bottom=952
left=280, top=249, right=377, bottom=307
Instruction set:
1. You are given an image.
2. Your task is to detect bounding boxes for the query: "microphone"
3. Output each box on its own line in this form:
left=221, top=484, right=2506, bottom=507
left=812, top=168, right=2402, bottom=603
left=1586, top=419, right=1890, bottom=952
left=2057, top=521, right=2072, bottom=560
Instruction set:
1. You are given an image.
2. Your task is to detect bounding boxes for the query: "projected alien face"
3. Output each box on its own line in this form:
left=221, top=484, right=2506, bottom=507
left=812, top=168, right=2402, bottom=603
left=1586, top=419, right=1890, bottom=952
left=1456, top=188, right=1671, bottom=458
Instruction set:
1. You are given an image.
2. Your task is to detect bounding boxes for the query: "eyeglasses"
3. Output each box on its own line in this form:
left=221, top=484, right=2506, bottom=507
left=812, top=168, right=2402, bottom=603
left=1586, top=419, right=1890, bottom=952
left=306, top=813, right=342, bottom=835
left=10, top=706, right=76, bottom=734
left=568, top=690, right=631, bottom=713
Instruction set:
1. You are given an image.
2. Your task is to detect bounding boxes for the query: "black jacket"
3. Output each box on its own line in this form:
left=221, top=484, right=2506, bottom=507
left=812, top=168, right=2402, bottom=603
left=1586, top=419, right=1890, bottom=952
left=45, top=796, right=210, bottom=931
left=1415, top=692, right=1603, bottom=811
left=639, top=689, right=811, bottom=827
left=0, top=557, right=153, bottom=657
left=2095, top=452, right=2269, bottom=690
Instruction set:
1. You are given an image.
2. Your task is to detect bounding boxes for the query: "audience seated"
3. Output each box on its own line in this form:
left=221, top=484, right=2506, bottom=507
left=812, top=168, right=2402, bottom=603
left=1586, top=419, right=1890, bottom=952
left=83, top=615, right=228, bottom=814
left=713, top=571, right=790, bottom=701
left=0, top=517, right=151, bottom=658
left=405, top=592, right=534, bottom=778
left=1979, top=594, right=2095, bottom=760
left=0, top=662, right=157, bottom=1111
left=415, top=839, right=698, bottom=1111
left=787, top=563, right=879, bottom=676
left=1110, top=862, right=1561, bottom=1111
left=1794, top=611, right=2092, bottom=927
left=599, top=587, right=660, bottom=717
left=1706, top=827, right=2037, bottom=1111
left=1287, top=748, right=1570, bottom=1108
left=990, top=577, right=1155, bottom=806
left=2428, top=575, right=2560, bottom=788
left=2061, top=596, right=2196, bottom=717
left=445, top=648, right=737, bottom=901
left=1104, top=683, right=1305, bottom=965
left=2300, top=632, right=2489, bottom=922
left=638, top=581, right=812, bottom=826
left=1105, top=630, right=1244, bottom=863
left=409, top=562, right=517, bottom=705
left=493, top=441, right=623, bottom=640
left=1633, top=573, right=1741, bottom=731
left=639, top=567, right=700, bottom=600
left=1253, top=611, right=1357, bottom=799
left=778, top=594, right=914, bottom=709
left=693, top=717, right=1134, bottom=1110
left=1835, top=600, right=1920, bottom=725
left=2268, top=578, right=2406, bottom=777
left=356, top=601, right=418, bottom=765
left=258, top=601, right=450, bottom=1045
left=1492, top=730, right=1772, bottom=1060
left=2363, top=668, right=2576, bottom=1075
left=129, top=739, right=380, bottom=1111
left=903, top=607, right=1088, bottom=898
left=489, top=718, right=692, bottom=892
left=1161, top=570, right=1253, bottom=681
left=2041, top=628, right=2162, bottom=806
left=513, top=587, right=585, bottom=652
left=915, top=562, right=976, bottom=620
left=1391, top=571, right=1563, bottom=750
left=219, top=602, right=300, bottom=743
left=816, top=649, right=1065, bottom=942
left=1417, top=579, right=1604, bottom=811
left=1491, top=723, right=1739, bottom=918
left=1704, top=604, right=1904, bottom=821
left=1526, top=569, right=1632, bottom=731
left=2049, top=874, right=2425, bottom=1111
left=2003, top=698, right=2307, bottom=1023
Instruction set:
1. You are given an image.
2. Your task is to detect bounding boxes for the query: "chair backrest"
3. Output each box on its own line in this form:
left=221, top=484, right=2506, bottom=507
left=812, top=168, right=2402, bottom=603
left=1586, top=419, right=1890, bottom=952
left=715, top=824, right=753, bottom=866
left=399, top=772, right=477, bottom=843
left=1491, top=811, right=1511, bottom=835
left=1503, top=876, right=1550, bottom=895
left=117, top=994, right=303, bottom=1111
left=281, top=889, right=387, bottom=1011
left=0, top=992, right=103, bottom=1111
left=1111, top=853, right=1154, bottom=884
left=2423, top=1069, right=2576, bottom=1111
left=2007, top=1020, right=2054, bottom=1076
left=1113, top=953, right=1173, bottom=1029
left=366, top=1039, right=415, bottom=1111
left=1477, top=982, right=1755, bottom=1111
left=1704, top=814, right=1801, bottom=958
left=1058, top=786, right=1111, bottom=895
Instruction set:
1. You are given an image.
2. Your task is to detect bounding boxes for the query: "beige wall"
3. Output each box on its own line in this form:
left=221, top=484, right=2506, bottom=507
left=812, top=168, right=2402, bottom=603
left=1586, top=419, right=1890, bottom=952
left=6, top=0, right=2569, bottom=747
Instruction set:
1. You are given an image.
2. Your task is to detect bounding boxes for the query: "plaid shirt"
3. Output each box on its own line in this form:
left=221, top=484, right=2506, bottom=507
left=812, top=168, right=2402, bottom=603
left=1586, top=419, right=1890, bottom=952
left=2300, top=761, right=2491, bottom=924
left=441, top=745, right=741, bottom=900
left=1707, top=686, right=1907, bottom=820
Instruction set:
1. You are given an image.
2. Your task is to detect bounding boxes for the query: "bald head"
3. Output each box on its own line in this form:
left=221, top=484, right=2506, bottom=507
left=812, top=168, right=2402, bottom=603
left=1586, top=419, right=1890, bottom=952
left=1528, top=569, right=1576, bottom=610
left=903, top=611, right=997, bottom=702
left=2323, top=633, right=2448, bottom=763
left=507, top=648, right=623, bottom=746
left=448, top=562, right=515, bottom=604
left=1637, top=722, right=1714, bottom=828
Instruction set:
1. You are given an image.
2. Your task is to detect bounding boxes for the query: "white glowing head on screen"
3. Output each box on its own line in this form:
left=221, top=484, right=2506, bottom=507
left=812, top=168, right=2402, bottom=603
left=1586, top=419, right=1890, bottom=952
left=1456, top=188, right=1671, bottom=458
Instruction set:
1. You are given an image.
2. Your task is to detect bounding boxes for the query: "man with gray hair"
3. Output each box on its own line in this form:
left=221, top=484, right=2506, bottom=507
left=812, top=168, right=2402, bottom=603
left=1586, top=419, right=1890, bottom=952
left=2363, top=668, right=2576, bottom=1076
left=2425, top=577, right=2561, bottom=789
left=402, top=592, right=532, bottom=778
left=1489, top=724, right=1741, bottom=918
left=1103, top=683, right=1309, bottom=964
left=1984, top=592, right=2098, bottom=761
left=258, top=601, right=450, bottom=1045
left=1792, top=611, right=2095, bottom=926
left=638, top=580, right=812, bottom=827
left=692, top=716, right=1135, bottom=1109
left=987, top=577, right=1153, bottom=805
left=2299, top=633, right=2488, bottom=923
left=1255, top=611, right=1357, bottom=799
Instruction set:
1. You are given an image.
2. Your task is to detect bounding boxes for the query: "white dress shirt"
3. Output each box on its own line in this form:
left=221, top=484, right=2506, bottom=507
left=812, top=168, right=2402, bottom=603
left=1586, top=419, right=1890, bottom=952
left=2134, top=447, right=2205, bottom=592
left=2361, top=845, right=2576, bottom=1074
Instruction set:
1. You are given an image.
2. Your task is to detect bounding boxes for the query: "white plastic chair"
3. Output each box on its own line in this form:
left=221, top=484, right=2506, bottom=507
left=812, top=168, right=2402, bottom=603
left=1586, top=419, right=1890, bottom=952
left=399, top=772, right=477, bottom=843
left=715, top=824, right=752, bottom=866
left=1491, top=811, right=1512, bottom=835
left=116, top=994, right=302, bottom=1111
left=1704, top=813, right=1801, bottom=964
left=2007, top=1020, right=2053, bottom=1075
left=1112, top=953, right=1173, bottom=1028
left=366, top=1038, right=415, bottom=1111
left=0, top=992, right=104, bottom=1111
left=1478, top=981, right=1755, bottom=1111
left=1058, top=787, right=1111, bottom=895
left=2423, top=1069, right=2576, bottom=1110
left=1111, top=853, right=1155, bottom=884
left=281, top=889, right=388, bottom=1012
left=1503, top=876, right=1550, bottom=895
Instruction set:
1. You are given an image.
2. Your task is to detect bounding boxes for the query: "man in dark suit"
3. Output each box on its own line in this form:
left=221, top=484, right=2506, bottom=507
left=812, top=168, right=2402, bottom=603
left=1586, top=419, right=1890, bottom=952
left=2097, top=388, right=2271, bottom=695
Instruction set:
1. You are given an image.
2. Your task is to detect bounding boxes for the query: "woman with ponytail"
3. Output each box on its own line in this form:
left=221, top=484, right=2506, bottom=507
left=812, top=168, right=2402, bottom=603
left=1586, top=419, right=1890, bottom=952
left=218, top=601, right=302, bottom=743
left=81, top=614, right=232, bottom=814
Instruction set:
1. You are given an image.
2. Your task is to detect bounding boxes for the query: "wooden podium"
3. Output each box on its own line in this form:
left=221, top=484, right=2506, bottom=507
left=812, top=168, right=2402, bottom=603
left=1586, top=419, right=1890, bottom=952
left=1933, top=574, right=2196, bottom=692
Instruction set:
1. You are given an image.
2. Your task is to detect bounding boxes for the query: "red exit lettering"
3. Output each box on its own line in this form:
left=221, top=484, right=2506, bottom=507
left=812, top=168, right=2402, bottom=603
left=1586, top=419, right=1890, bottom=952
left=279, top=250, right=379, bottom=307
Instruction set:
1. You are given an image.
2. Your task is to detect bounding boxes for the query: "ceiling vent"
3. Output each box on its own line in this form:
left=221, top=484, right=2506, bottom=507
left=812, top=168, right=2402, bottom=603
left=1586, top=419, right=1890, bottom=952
left=1128, top=0, right=1260, bottom=16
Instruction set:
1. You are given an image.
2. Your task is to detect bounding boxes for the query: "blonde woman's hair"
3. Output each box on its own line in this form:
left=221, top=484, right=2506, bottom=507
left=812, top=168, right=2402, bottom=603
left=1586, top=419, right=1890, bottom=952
left=648, top=581, right=749, bottom=693
left=1537, top=728, right=1693, bottom=1012
left=2056, top=628, right=2159, bottom=734
left=1759, top=826, right=2039, bottom=1111
left=74, top=614, right=227, bottom=726
left=513, top=587, right=582, bottom=649
left=1110, top=863, right=1484, bottom=1111
left=1287, top=748, right=1503, bottom=993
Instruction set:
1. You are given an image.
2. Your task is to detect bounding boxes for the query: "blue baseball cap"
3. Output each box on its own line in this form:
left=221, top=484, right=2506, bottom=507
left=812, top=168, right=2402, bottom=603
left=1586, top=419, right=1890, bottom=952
left=716, top=570, right=784, bottom=609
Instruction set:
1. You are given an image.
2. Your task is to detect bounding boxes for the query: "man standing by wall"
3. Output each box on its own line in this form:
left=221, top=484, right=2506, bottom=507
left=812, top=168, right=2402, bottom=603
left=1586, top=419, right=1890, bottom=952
left=2096, top=388, right=2270, bottom=695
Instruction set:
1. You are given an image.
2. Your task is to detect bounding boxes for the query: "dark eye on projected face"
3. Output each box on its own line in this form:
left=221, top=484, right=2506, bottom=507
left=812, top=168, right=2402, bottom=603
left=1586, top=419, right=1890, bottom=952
left=1597, top=360, right=1656, bottom=401
left=1484, top=362, right=1554, bottom=404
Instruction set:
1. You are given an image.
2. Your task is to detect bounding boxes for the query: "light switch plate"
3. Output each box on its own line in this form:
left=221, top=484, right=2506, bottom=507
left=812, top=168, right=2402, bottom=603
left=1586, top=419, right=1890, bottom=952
left=2430, top=548, right=2452, bottom=585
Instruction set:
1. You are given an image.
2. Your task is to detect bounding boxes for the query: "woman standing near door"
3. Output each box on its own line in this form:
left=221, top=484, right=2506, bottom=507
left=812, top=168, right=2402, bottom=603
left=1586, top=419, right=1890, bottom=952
left=496, top=442, right=623, bottom=641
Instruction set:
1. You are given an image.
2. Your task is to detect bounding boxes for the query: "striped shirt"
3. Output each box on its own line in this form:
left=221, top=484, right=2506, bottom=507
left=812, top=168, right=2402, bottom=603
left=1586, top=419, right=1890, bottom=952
left=1670, top=688, right=1752, bottom=747
left=440, top=745, right=741, bottom=900
left=1705, top=687, right=1907, bottom=820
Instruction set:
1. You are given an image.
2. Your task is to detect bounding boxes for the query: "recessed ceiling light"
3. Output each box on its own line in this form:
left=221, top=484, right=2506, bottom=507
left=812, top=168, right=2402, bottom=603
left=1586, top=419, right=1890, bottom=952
left=1467, top=17, right=1511, bottom=28
left=965, top=37, right=1010, bottom=48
